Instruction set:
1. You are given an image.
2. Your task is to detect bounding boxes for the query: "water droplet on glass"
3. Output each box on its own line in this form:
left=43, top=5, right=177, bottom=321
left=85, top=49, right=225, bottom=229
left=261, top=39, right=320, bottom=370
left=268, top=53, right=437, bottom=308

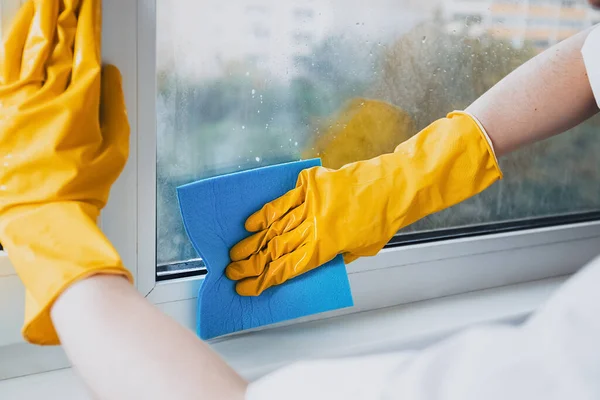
left=251, top=89, right=256, bottom=95
left=245, top=71, right=250, bottom=76
left=294, top=142, right=298, bottom=146
left=0, top=185, right=6, bottom=191
left=255, top=157, right=261, bottom=162
left=422, top=36, right=427, bottom=43
left=242, top=125, right=246, bottom=130
left=257, top=110, right=260, bottom=113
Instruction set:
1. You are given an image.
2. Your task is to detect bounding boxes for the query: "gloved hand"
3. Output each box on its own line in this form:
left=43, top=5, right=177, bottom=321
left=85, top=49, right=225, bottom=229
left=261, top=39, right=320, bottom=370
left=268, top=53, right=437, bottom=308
left=0, top=0, right=132, bottom=345
left=226, top=108, right=502, bottom=296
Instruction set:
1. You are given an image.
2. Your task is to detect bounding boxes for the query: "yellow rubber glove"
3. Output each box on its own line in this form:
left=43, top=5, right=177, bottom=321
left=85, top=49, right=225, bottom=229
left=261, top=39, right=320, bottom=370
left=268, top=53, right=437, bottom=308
left=0, top=0, right=132, bottom=345
left=226, top=109, right=502, bottom=296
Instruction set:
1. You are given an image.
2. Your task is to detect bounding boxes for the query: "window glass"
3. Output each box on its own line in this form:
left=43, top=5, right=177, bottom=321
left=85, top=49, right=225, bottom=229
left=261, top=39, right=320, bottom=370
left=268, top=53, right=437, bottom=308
left=156, top=0, right=600, bottom=272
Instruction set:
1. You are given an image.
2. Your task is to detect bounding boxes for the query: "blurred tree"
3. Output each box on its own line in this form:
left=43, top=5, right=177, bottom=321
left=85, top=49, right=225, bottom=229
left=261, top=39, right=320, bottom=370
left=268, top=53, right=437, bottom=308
left=370, top=21, right=536, bottom=129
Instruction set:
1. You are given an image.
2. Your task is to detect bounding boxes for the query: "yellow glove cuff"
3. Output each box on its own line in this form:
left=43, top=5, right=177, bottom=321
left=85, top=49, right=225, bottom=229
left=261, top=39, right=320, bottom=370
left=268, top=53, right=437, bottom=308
left=446, top=111, right=502, bottom=180
left=0, top=202, right=133, bottom=345
left=462, top=111, right=498, bottom=162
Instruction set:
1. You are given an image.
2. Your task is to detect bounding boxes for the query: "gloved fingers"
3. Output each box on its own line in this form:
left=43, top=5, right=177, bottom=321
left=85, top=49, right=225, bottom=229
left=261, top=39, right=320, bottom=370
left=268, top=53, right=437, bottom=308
left=0, top=1, right=34, bottom=85
left=226, top=220, right=312, bottom=281
left=100, top=64, right=129, bottom=158
left=19, top=0, right=58, bottom=83
left=38, top=0, right=79, bottom=96
left=244, top=185, right=305, bottom=232
left=70, top=0, right=100, bottom=85
left=229, top=202, right=306, bottom=262
left=235, top=245, right=312, bottom=296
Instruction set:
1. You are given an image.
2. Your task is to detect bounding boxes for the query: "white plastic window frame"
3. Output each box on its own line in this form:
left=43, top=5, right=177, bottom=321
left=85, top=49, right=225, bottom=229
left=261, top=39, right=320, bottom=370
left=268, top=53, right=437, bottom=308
left=1, top=0, right=600, bottom=380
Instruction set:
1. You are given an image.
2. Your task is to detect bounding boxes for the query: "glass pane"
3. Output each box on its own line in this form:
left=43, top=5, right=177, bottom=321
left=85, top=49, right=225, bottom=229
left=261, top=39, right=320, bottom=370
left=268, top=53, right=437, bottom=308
left=156, top=0, right=600, bottom=272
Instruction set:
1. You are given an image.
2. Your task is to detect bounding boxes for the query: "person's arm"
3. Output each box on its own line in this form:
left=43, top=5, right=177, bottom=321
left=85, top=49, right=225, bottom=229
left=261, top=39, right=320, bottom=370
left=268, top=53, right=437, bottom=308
left=467, top=29, right=599, bottom=156
left=0, top=1, right=246, bottom=399
left=225, top=28, right=599, bottom=296
left=51, top=275, right=246, bottom=400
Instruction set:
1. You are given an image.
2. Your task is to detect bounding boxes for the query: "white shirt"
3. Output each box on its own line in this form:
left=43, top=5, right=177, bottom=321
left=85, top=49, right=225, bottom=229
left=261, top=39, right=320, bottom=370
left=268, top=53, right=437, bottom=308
left=583, top=25, right=600, bottom=108
left=247, top=26, right=600, bottom=400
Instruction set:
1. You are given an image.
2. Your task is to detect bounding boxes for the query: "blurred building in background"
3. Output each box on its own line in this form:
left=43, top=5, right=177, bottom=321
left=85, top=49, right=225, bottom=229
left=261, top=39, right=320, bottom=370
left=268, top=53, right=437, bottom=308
left=239, top=1, right=333, bottom=77
left=157, top=0, right=426, bottom=82
left=157, top=0, right=333, bottom=81
left=443, top=0, right=600, bottom=50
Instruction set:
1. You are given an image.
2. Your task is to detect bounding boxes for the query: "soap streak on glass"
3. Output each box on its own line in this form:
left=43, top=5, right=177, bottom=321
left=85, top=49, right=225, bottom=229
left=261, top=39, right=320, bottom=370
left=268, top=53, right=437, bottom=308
left=156, top=0, right=600, bottom=274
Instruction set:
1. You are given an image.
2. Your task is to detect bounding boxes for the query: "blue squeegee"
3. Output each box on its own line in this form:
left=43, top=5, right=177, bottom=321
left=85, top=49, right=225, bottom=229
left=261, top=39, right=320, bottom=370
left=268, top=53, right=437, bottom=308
left=177, top=159, right=354, bottom=340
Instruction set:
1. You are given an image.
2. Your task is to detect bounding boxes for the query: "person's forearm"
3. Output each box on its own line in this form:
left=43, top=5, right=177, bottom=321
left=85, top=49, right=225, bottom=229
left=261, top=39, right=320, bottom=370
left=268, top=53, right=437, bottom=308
left=51, top=275, right=247, bottom=400
left=466, top=29, right=599, bottom=157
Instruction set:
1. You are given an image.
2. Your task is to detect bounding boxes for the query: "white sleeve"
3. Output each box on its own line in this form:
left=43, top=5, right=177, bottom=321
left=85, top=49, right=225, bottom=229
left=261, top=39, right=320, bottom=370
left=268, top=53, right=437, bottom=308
left=246, top=352, right=415, bottom=400
left=247, top=256, right=600, bottom=400
left=582, top=24, right=600, bottom=108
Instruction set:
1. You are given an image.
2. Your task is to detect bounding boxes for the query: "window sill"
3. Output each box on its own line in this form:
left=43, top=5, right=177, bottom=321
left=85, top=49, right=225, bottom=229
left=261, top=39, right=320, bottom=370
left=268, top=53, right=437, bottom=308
left=0, top=274, right=566, bottom=399
left=210, top=275, right=566, bottom=380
